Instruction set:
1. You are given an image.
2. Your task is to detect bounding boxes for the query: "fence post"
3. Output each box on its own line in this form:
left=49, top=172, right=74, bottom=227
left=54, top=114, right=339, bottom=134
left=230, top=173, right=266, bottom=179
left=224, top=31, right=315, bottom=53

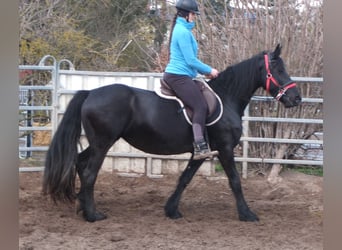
left=38, top=55, right=58, bottom=135
left=242, top=105, right=250, bottom=179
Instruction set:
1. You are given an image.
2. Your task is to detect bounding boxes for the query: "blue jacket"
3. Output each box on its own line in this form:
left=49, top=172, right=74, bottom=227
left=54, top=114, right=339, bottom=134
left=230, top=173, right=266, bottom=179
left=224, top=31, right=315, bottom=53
left=164, top=17, right=212, bottom=78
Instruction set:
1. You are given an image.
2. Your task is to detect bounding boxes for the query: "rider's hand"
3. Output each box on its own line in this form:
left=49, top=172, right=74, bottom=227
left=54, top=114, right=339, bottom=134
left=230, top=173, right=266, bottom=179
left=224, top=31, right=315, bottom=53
left=209, top=68, right=219, bottom=78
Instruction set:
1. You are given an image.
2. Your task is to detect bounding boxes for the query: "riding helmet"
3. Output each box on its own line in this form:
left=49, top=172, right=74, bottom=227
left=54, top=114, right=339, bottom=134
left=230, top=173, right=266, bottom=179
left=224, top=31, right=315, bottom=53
left=176, top=0, right=200, bottom=15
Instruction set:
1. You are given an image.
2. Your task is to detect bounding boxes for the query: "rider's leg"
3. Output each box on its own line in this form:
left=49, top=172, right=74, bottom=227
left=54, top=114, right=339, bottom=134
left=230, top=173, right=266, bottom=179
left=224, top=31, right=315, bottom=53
left=163, top=73, right=218, bottom=159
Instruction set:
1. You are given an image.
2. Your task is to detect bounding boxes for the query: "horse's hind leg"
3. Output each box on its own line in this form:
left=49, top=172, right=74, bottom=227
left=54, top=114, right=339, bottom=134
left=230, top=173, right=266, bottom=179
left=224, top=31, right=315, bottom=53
left=165, top=158, right=205, bottom=219
left=75, top=148, right=91, bottom=214
left=76, top=146, right=110, bottom=222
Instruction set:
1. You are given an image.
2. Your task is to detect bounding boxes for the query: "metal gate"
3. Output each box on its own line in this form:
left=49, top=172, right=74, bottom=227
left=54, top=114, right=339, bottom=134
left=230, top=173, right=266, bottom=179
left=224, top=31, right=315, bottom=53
left=19, top=56, right=323, bottom=178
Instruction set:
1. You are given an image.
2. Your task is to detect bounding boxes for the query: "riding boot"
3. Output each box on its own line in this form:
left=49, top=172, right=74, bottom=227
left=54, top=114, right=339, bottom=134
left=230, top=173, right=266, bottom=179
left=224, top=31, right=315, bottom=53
left=193, top=139, right=219, bottom=160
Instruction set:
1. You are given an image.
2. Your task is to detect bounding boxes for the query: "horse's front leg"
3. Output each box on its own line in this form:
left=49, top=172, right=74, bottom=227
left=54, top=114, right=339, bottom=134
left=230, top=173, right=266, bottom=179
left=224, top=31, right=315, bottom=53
left=165, top=157, right=205, bottom=219
left=76, top=147, right=107, bottom=222
left=218, top=151, right=259, bottom=222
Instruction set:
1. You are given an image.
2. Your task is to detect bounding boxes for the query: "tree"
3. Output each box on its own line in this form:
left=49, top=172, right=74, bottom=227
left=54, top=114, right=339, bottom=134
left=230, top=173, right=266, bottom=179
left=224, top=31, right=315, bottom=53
left=19, top=0, right=166, bottom=71
left=194, top=0, right=322, bottom=182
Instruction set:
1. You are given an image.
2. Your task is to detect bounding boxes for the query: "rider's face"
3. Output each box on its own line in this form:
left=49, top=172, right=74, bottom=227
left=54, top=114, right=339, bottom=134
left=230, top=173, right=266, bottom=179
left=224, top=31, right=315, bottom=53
left=188, top=12, right=196, bottom=22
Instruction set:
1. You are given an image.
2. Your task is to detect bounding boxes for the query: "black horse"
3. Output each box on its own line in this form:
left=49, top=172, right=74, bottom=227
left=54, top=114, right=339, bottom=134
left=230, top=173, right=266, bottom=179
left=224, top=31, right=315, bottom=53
left=43, top=44, right=301, bottom=222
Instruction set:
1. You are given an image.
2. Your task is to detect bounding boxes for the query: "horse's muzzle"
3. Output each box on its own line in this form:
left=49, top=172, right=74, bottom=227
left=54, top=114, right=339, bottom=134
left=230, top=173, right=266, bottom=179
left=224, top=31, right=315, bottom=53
left=283, top=95, right=301, bottom=108
left=294, top=96, right=302, bottom=106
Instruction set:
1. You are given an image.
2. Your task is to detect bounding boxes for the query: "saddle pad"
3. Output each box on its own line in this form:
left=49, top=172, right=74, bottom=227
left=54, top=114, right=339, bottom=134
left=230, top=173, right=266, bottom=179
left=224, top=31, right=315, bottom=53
left=155, top=79, right=223, bottom=126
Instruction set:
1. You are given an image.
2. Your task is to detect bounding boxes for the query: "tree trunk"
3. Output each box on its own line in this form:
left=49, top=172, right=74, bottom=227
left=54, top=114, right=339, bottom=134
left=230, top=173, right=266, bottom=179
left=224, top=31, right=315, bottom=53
left=267, top=129, right=291, bottom=184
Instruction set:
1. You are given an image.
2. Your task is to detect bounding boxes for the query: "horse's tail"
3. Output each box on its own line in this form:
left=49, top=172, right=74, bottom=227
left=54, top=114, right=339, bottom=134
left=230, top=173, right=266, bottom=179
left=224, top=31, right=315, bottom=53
left=42, top=90, right=89, bottom=203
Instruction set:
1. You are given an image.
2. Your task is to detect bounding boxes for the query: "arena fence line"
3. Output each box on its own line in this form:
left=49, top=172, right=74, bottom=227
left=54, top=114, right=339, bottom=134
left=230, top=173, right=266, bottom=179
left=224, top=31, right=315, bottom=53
left=19, top=56, right=323, bottom=178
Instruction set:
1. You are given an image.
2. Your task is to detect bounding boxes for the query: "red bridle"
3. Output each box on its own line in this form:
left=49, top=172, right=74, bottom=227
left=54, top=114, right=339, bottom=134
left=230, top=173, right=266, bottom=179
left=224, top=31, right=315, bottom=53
left=264, top=54, right=297, bottom=101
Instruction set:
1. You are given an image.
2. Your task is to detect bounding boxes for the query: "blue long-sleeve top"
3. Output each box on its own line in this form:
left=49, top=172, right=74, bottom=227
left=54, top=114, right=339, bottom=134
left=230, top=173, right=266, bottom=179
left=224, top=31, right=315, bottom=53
left=164, top=17, right=212, bottom=78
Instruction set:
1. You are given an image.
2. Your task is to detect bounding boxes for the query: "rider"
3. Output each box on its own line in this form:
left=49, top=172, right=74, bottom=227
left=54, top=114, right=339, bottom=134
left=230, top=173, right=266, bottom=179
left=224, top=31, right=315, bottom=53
left=163, top=0, right=219, bottom=160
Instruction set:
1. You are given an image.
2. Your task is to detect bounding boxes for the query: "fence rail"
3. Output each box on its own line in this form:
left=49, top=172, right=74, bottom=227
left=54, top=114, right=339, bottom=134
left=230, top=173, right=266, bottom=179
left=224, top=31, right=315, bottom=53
left=18, top=57, right=323, bottom=178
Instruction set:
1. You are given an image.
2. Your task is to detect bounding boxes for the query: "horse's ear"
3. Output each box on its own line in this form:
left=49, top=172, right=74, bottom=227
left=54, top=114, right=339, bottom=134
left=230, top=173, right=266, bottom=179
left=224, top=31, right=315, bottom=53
left=273, top=44, right=282, bottom=59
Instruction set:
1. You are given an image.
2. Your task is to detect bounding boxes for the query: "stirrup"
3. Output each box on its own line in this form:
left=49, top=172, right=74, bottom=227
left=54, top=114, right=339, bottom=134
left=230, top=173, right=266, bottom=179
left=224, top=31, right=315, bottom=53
left=193, top=140, right=219, bottom=160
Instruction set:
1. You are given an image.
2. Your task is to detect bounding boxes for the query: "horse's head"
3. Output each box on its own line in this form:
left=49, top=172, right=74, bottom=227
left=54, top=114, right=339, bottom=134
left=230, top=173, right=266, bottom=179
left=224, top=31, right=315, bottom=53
left=261, top=44, right=302, bottom=108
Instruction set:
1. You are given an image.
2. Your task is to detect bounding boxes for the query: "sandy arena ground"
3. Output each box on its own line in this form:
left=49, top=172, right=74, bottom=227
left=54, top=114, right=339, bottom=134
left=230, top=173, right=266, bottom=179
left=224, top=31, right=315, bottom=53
left=19, top=168, right=322, bottom=250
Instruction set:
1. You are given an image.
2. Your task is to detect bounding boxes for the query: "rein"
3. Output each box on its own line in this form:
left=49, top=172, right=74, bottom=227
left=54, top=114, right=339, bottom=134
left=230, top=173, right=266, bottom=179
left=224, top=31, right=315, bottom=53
left=264, top=54, right=297, bottom=101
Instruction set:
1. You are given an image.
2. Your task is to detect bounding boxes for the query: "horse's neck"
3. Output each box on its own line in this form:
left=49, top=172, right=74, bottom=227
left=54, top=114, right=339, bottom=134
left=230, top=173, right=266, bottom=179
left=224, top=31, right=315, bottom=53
left=211, top=59, right=261, bottom=115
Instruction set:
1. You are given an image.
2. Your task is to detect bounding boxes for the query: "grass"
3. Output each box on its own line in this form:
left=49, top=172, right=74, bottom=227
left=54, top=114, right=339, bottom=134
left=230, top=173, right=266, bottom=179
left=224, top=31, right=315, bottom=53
left=291, top=165, right=323, bottom=176
left=215, top=164, right=224, bottom=172
left=214, top=163, right=323, bottom=177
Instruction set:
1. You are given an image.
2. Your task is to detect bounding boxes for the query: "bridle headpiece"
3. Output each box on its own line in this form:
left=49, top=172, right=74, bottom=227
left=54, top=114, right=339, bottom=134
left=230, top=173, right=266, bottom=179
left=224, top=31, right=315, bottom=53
left=264, top=54, right=297, bottom=101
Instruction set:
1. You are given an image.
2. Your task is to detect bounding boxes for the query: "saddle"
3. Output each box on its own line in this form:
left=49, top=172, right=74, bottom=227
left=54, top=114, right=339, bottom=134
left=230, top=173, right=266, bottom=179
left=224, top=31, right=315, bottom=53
left=156, top=78, right=223, bottom=126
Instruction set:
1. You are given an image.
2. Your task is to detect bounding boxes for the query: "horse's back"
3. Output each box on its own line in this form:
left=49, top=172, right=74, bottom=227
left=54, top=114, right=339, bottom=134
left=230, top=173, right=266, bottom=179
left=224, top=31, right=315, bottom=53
left=89, top=83, right=138, bottom=99
left=82, top=84, right=148, bottom=109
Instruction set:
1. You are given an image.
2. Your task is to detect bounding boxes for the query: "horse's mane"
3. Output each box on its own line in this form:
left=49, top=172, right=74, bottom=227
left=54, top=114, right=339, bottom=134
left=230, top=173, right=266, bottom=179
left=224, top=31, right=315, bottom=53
left=209, top=51, right=266, bottom=101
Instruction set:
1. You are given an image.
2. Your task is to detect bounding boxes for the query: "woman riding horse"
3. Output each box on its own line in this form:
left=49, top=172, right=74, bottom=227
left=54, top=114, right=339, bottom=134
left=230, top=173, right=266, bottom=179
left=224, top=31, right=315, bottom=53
left=163, top=0, right=219, bottom=160
left=43, top=44, right=301, bottom=222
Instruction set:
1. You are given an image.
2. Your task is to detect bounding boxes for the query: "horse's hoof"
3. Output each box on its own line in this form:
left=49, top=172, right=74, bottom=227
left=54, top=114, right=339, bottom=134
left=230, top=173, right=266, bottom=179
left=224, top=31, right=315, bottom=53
left=165, top=210, right=183, bottom=219
left=84, top=211, right=107, bottom=222
left=239, top=211, right=259, bottom=222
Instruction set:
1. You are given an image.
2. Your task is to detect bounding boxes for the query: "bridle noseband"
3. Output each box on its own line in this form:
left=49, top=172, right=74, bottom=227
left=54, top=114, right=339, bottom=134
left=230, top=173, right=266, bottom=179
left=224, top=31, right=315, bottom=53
left=264, top=54, right=297, bottom=101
